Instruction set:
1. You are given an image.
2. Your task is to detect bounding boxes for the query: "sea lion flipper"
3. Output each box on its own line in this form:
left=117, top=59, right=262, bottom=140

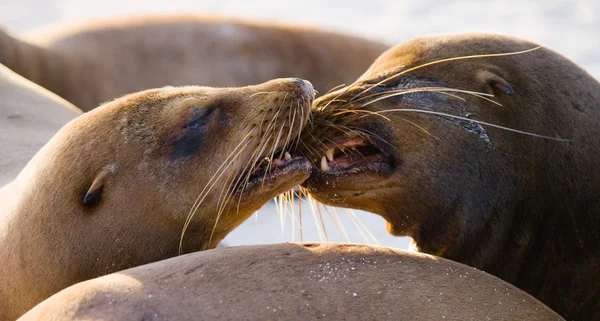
left=477, top=70, right=514, bottom=96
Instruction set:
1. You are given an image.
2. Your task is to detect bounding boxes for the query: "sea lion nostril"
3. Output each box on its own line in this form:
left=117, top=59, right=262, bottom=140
left=287, top=78, right=314, bottom=97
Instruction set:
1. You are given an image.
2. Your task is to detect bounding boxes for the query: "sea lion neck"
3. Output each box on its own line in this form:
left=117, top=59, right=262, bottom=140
left=0, top=29, right=111, bottom=109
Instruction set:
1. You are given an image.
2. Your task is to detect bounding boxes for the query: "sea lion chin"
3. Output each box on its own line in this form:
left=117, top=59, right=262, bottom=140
left=0, top=77, right=314, bottom=321
left=295, top=33, right=600, bottom=319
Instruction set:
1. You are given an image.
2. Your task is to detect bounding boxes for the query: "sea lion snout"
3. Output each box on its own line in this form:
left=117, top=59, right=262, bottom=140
left=288, top=77, right=315, bottom=101
left=261, top=77, right=315, bottom=103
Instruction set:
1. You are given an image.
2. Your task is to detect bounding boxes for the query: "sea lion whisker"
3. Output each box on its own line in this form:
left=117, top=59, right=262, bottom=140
left=377, top=109, right=570, bottom=141
left=415, top=88, right=502, bottom=106
left=306, top=132, right=335, bottom=157
left=321, top=121, right=365, bottom=139
left=304, top=188, right=328, bottom=241
left=303, top=191, right=349, bottom=243
left=343, top=125, right=398, bottom=151
left=347, top=209, right=380, bottom=245
left=358, top=87, right=495, bottom=109
left=249, top=91, right=274, bottom=98
left=183, top=131, right=254, bottom=229
left=432, top=91, right=468, bottom=102
left=279, top=101, right=297, bottom=159
left=332, top=109, right=392, bottom=121
left=184, top=128, right=256, bottom=215
left=341, top=86, right=488, bottom=110
left=318, top=80, right=362, bottom=111
left=263, top=119, right=287, bottom=181
left=297, top=191, right=303, bottom=242
left=397, top=117, right=442, bottom=141
left=210, top=173, right=242, bottom=247
left=325, top=204, right=352, bottom=242
left=259, top=94, right=286, bottom=138
left=324, top=83, right=347, bottom=95
left=180, top=133, right=254, bottom=253
left=298, top=141, right=322, bottom=164
left=240, top=134, right=277, bottom=192
left=343, top=208, right=371, bottom=244
left=305, top=191, right=329, bottom=241
left=355, top=46, right=543, bottom=99
left=467, top=93, right=503, bottom=106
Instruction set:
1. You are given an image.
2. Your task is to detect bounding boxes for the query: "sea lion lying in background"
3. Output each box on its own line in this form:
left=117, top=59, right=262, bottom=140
left=18, top=243, right=564, bottom=321
left=0, top=15, right=388, bottom=111
left=296, top=33, right=600, bottom=320
left=0, top=77, right=314, bottom=320
left=0, top=63, right=81, bottom=187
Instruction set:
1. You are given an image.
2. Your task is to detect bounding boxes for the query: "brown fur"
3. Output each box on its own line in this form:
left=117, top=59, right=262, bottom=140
left=0, top=78, right=314, bottom=320
left=296, top=33, right=600, bottom=320
left=0, top=15, right=388, bottom=111
left=0, top=64, right=81, bottom=186
left=18, top=243, right=564, bottom=321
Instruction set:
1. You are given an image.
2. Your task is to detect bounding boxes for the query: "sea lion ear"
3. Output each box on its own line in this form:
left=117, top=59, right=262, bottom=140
left=83, top=165, right=116, bottom=205
left=477, top=70, right=515, bottom=96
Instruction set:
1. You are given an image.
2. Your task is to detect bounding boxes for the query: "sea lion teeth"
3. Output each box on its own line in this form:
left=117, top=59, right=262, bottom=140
left=284, top=152, right=292, bottom=161
left=326, top=148, right=335, bottom=162
left=320, top=156, right=330, bottom=172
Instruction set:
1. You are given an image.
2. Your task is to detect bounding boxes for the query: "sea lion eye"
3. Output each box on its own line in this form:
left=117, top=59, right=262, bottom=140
left=171, top=107, right=217, bottom=160
left=184, top=107, right=216, bottom=130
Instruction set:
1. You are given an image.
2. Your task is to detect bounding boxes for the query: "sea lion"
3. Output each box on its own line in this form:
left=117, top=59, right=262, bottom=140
left=18, top=243, right=564, bottom=321
left=0, top=63, right=81, bottom=187
left=295, top=34, right=600, bottom=320
left=0, top=77, right=314, bottom=321
left=0, top=15, right=388, bottom=111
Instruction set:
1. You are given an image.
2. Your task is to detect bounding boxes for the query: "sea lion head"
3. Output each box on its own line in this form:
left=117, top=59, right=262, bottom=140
left=14, top=78, right=314, bottom=256
left=295, top=34, right=573, bottom=255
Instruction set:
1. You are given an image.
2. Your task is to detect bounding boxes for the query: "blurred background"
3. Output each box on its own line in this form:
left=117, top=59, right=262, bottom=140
left=1, top=0, right=597, bottom=249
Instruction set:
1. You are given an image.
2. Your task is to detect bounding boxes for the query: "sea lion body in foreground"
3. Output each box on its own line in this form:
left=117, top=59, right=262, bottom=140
left=296, top=34, right=600, bottom=319
left=18, top=243, right=564, bottom=321
left=0, top=64, right=81, bottom=186
left=0, top=78, right=314, bottom=320
left=0, top=15, right=388, bottom=111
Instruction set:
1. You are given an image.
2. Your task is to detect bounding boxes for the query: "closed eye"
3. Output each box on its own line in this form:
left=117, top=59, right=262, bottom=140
left=170, top=107, right=218, bottom=160
left=184, top=107, right=216, bottom=130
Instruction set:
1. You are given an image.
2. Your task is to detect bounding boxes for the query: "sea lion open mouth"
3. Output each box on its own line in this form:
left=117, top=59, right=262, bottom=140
left=236, top=155, right=311, bottom=192
left=312, top=136, right=391, bottom=174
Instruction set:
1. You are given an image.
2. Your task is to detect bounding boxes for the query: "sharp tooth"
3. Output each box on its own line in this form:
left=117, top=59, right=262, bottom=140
left=320, top=156, right=330, bottom=172
left=340, top=146, right=346, bottom=153
left=284, top=152, right=292, bottom=161
left=326, top=148, right=335, bottom=162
